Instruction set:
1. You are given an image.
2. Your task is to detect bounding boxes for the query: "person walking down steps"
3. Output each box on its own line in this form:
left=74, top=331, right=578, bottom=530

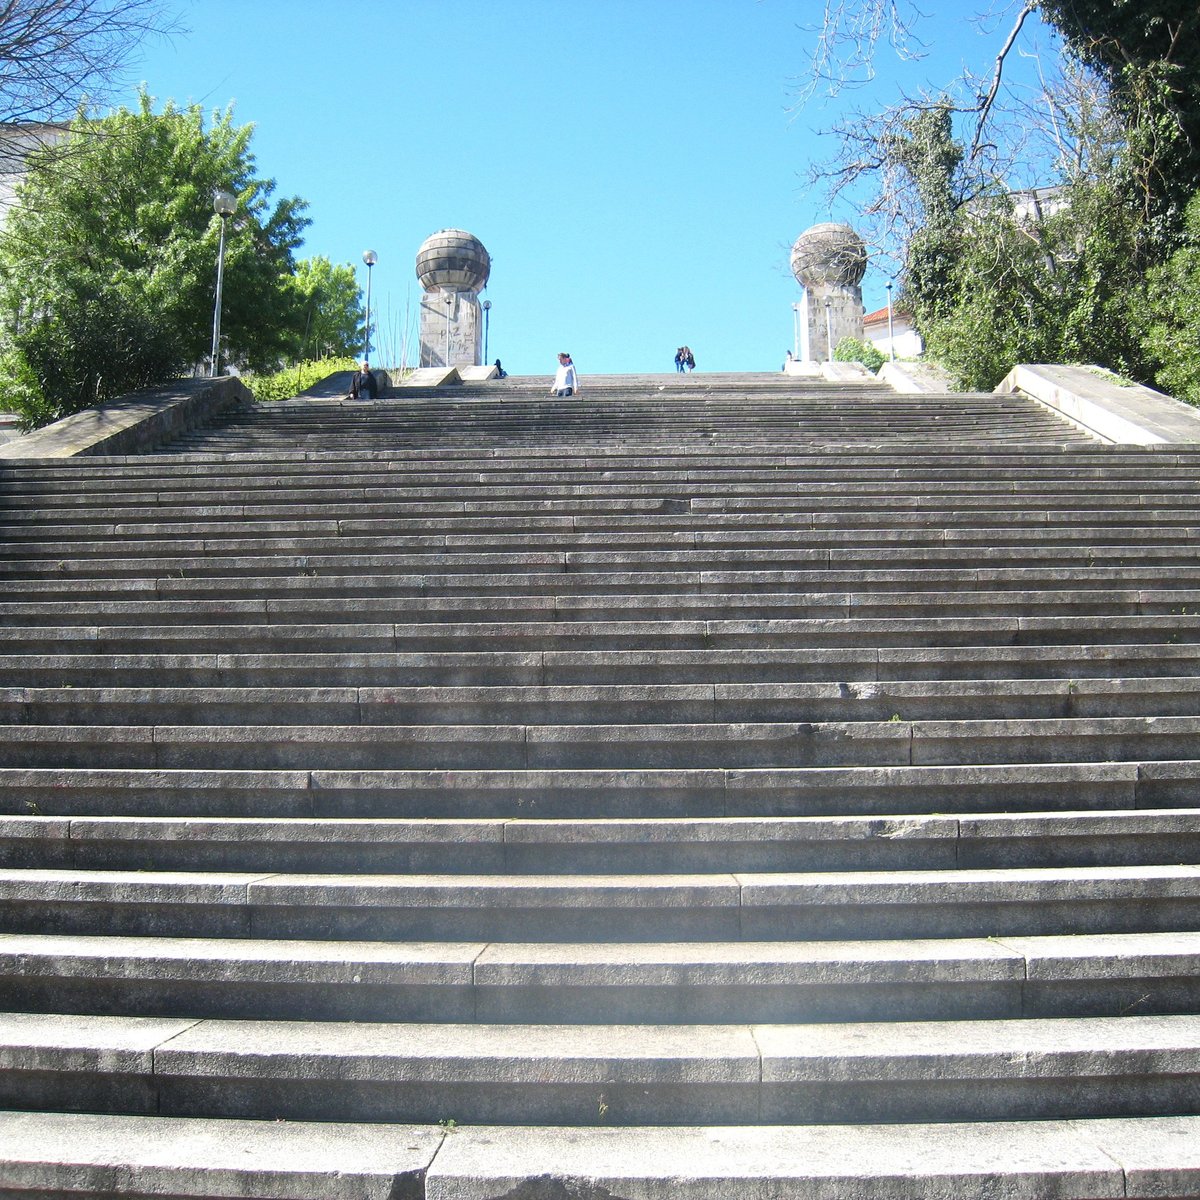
left=674, top=347, right=686, bottom=373
left=550, top=352, right=579, bottom=396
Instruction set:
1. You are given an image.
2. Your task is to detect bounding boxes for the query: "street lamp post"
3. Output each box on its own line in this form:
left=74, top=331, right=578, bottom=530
left=823, top=297, right=833, bottom=364
left=481, top=299, right=492, bottom=365
left=210, top=190, right=236, bottom=376
left=443, top=292, right=453, bottom=366
left=362, top=250, right=378, bottom=360
left=791, top=302, right=801, bottom=361
left=885, top=280, right=896, bottom=361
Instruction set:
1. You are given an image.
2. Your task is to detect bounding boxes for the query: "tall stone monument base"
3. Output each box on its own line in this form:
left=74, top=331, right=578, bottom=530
left=798, top=282, right=865, bottom=364
left=419, top=289, right=483, bottom=368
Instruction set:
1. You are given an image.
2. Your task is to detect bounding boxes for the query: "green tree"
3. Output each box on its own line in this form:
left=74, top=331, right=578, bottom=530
left=289, top=256, right=363, bottom=361
left=1140, top=190, right=1200, bottom=405
left=0, top=91, right=309, bottom=425
left=1036, top=1, right=1200, bottom=217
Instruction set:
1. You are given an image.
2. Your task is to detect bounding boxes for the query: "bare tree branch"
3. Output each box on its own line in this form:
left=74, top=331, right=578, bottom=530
left=964, top=1, right=1037, bottom=163
left=795, top=0, right=930, bottom=101
left=0, top=0, right=176, bottom=203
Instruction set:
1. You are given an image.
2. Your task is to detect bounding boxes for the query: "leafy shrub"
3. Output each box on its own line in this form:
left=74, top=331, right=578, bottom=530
left=833, top=337, right=885, bottom=372
left=243, top=357, right=357, bottom=403
left=0, top=349, right=52, bottom=430
left=1140, top=190, right=1200, bottom=405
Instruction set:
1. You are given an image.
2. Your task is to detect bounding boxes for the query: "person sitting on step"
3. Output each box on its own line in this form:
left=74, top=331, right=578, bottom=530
left=348, top=361, right=378, bottom=400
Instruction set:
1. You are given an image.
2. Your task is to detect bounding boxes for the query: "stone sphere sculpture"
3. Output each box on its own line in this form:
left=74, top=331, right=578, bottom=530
left=790, top=222, right=868, bottom=288
left=415, top=228, right=491, bottom=292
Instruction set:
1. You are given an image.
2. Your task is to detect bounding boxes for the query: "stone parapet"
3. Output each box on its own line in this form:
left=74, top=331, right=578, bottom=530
left=0, top=376, right=252, bottom=459
left=997, top=364, right=1200, bottom=445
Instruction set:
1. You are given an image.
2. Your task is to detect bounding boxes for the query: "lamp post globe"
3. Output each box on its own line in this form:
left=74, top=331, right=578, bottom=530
left=210, top=190, right=237, bottom=376
left=362, top=250, right=378, bottom=360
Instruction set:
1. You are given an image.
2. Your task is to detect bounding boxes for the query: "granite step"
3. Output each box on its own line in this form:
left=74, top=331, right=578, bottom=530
left=6, top=676, right=1200, bottom=726
left=2, top=809, right=1196, bottom=873
left=3, top=760, right=1191, bottom=819
left=8, top=642, right=1200, bottom=687
left=0, top=863, right=1196, bottom=941
left=9, top=714, right=1200, bottom=770
left=5, top=1110, right=1195, bottom=1200
left=10, top=566, right=1200, bottom=600
left=0, top=931, right=1197, bottom=1024
left=6, top=540, right=1200, bottom=572
left=3, top=586, right=1196, bottom=627
left=0, top=1009, right=1195, bottom=1125
left=7, top=615, right=1200, bottom=656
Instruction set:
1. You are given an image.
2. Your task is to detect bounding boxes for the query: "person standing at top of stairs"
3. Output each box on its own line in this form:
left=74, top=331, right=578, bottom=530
left=550, top=351, right=579, bottom=396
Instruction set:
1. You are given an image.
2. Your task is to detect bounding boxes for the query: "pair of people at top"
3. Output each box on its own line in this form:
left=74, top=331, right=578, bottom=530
left=674, top=346, right=695, bottom=373
left=550, top=352, right=579, bottom=396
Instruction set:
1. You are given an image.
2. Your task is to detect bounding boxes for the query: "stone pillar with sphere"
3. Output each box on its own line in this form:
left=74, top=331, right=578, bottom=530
left=416, top=229, right=491, bottom=368
left=790, top=223, right=868, bottom=363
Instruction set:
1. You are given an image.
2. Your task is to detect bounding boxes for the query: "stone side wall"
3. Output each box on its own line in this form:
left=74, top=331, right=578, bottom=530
left=0, top=376, right=253, bottom=459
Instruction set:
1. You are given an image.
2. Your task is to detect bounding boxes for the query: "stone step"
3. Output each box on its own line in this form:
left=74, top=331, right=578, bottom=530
left=0, top=809, right=1195, bottom=873
left=6, top=540, right=1200, bottom=571
left=0, top=931, right=1197, bottom=1024
left=0, top=1009, right=1194, bottom=1125
left=0, top=864, right=1196, bottom=941
left=14, top=442, right=1178, bottom=478
left=4, top=760, right=1191, bottom=818
left=39, top=457, right=1162, bottom=485
left=9, top=514, right=1200, bottom=550
left=4, top=587, right=1198, bottom=628
left=8, top=642, right=1200, bottom=687
left=6, top=1110, right=1190, bottom=1200
left=11, top=566, right=1200, bottom=600
left=9, top=615, right=1200, bottom=658
left=6, top=676, right=1200, bottom=725
left=9, top=714, right=1200, bottom=770
left=9, top=486, right=1200, bottom=519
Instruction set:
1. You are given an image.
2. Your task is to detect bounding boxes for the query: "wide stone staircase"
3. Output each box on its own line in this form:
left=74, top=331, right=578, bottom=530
left=0, top=370, right=1199, bottom=1196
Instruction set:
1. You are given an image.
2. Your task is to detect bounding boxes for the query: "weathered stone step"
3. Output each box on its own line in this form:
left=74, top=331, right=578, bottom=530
left=5, top=539, right=1200, bottom=573
left=10, top=566, right=1200, bottom=601
left=11, top=714, right=1200, bottom=770
left=0, top=864, right=1196, bottom=941
left=9, top=615, right=1200, bottom=657
left=9, top=481, right=1176, bottom=519
left=8, top=514, right=1199, bottom=551
left=0, top=1009, right=1194, bottom=1124
left=6, top=676, right=1200, bottom=726
left=8, top=642, right=1200, bottom=687
left=5, top=1110, right=1196, bottom=1200
left=4, top=586, right=1197, bottom=628
left=11, top=484, right=1200, bottom=524
left=14, top=442, right=1178, bottom=480
left=5, top=760, right=1190, bottom=819
left=13, top=475, right=1200, bottom=514
left=2, top=809, right=1196, bottom=873
left=1, top=931, right=1197, bottom=1024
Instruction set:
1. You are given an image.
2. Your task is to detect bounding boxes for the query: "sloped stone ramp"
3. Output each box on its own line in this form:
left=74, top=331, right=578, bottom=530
left=0, top=372, right=1199, bottom=1198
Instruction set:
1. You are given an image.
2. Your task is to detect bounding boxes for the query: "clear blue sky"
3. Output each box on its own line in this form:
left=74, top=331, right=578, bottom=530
left=123, top=1, right=1060, bottom=376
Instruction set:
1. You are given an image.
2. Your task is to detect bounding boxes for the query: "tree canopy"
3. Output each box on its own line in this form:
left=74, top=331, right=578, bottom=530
left=0, top=91, right=309, bottom=425
left=290, top=256, right=364, bottom=362
left=804, top=1, right=1200, bottom=398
